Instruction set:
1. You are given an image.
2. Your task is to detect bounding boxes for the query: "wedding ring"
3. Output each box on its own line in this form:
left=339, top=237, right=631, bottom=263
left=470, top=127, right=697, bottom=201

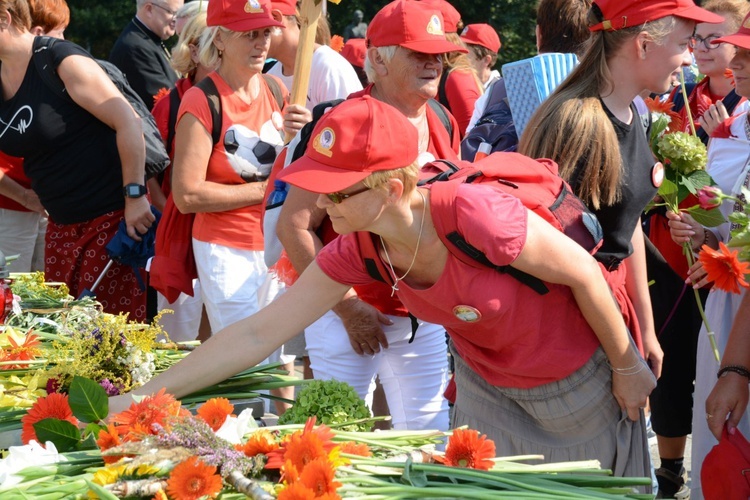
left=360, top=342, right=367, bottom=346
left=706, top=413, right=713, bottom=420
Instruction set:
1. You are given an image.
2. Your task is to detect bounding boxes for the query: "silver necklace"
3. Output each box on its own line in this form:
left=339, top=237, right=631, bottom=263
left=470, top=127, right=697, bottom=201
left=379, top=190, right=427, bottom=297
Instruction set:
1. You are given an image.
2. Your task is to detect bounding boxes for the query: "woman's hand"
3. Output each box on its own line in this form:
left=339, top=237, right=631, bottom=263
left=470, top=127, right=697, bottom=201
left=685, top=258, right=711, bottom=288
left=334, top=296, right=392, bottom=355
left=698, top=100, right=729, bottom=137
left=611, top=354, right=657, bottom=422
left=283, top=104, right=312, bottom=137
left=21, top=189, right=47, bottom=215
left=706, top=372, right=749, bottom=440
left=666, top=210, right=703, bottom=248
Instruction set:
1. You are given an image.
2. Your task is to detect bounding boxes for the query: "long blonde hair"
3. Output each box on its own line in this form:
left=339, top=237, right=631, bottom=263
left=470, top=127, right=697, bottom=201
left=519, top=12, right=677, bottom=209
left=444, top=32, right=483, bottom=95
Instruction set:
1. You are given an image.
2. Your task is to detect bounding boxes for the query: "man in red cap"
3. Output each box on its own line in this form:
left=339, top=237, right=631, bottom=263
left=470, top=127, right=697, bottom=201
left=275, top=0, right=464, bottom=431
left=460, top=23, right=501, bottom=89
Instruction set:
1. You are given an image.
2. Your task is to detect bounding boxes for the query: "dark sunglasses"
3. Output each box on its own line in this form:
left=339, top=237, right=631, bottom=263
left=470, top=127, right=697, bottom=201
left=325, top=185, right=372, bottom=204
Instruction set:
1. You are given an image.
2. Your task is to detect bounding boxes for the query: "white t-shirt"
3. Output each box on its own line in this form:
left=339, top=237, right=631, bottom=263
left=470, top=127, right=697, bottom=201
left=266, top=45, right=363, bottom=110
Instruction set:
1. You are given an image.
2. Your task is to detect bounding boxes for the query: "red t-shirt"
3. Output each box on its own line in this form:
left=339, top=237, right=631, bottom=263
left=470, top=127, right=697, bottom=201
left=0, top=151, right=29, bottom=212
left=178, top=72, right=287, bottom=251
left=349, top=85, right=461, bottom=161
left=317, top=184, right=601, bottom=388
left=445, top=69, right=482, bottom=138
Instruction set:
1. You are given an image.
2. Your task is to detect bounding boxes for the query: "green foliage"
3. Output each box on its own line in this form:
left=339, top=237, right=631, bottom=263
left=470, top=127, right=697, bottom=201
left=33, top=418, right=80, bottom=452
left=66, top=0, right=135, bottom=59
left=278, top=379, right=371, bottom=431
left=68, top=376, right=109, bottom=424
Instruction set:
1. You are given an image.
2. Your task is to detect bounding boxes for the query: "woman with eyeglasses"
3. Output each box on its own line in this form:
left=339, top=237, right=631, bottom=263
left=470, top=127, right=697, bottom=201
left=644, top=3, right=749, bottom=495
left=111, top=96, right=657, bottom=485
left=170, top=0, right=297, bottom=344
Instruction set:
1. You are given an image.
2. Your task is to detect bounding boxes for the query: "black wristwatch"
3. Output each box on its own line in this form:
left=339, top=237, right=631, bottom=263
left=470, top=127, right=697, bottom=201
left=123, top=183, right=147, bottom=198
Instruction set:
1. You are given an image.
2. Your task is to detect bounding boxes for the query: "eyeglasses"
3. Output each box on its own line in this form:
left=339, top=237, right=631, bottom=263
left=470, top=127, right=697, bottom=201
left=325, top=185, right=372, bottom=204
left=149, top=2, right=177, bottom=18
left=689, top=34, right=724, bottom=50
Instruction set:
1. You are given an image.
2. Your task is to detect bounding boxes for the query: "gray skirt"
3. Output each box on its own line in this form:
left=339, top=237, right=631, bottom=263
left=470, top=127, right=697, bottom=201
left=451, top=345, right=651, bottom=488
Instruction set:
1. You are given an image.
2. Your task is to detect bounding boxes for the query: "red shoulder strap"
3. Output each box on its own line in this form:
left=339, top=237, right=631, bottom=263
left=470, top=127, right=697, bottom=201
left=356, top=231, right=395, bottom=286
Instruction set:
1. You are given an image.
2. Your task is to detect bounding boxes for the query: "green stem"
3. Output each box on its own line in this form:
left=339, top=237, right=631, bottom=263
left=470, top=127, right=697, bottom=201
left=684, top=243, right=721, bottom=362
left=679, top=71, right=697, bottom=136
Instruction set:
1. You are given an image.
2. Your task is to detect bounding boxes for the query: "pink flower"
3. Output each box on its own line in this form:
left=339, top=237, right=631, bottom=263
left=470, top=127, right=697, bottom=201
left=697, top=186, right=722, bottom=210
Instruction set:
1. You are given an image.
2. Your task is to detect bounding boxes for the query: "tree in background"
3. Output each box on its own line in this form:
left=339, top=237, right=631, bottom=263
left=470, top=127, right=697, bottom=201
left=65, top=0, right=536, bottom=70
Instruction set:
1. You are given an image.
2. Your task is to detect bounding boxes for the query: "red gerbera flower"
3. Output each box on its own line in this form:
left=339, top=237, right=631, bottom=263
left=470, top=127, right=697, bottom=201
left=111, top=388, right=189, bottom=435
left=153, top=87, right=170, bottom=106
left=197, top=398, right=234, bottom=431
left=644, top=96, right=684, bottom=132
left=266, top=417, right=337, bottom=470
left=699, top=242, right=750, bottom=294
left=443, top=428, right=496, bottom=471
left=277, top=482, right=317, bottom=500
left=338, top=441, right=371, bottom=457
left=166, top=456, right=223, bottom=500
left=21, top=393, right=79, bottom=445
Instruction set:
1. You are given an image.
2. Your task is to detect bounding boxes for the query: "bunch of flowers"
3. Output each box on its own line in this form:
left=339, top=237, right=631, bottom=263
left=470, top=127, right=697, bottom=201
left=277, top=380, right=371, bottom=432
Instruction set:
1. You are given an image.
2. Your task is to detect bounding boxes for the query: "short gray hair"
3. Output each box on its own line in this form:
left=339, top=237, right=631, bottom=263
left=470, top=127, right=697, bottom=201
left=363, top=45, right=398, bottom=84
left=176, top=0, right=208, bottom=20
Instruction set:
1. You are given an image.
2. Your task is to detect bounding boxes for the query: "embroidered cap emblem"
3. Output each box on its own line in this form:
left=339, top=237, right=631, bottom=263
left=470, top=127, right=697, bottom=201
left=426, top=15, right=444, bottom=36
left=313, top=127, right=335, bottom=157
left=453, top=305, right=481, bottom=323
left=245, top=0, right=263, bottom=14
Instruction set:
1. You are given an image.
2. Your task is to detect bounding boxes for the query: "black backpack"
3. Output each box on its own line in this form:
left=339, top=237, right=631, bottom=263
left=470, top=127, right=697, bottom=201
left=460, top=78, right=518, bottom=160
left=32, top=36, right=170, bottom=180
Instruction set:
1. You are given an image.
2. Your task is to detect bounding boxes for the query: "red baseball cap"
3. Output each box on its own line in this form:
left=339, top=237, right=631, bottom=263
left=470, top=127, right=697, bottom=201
left=713, top=12, right=750, bottom=49
left=207, top=0, right=283, bottom=32
left=589, top=0, right=724, bottom=32
left=278, top=96, right=419, bottom=193
left=701, top=426, right=750, bottom=498
left=414, top=0, right=461, bottom=34
left=460, top=23, right=501, bottom=53
left=341, top=38, right=367, bottom=69
left=270, top=0, right=296, bottom=16
left=367, top=0, right=466, bottom=55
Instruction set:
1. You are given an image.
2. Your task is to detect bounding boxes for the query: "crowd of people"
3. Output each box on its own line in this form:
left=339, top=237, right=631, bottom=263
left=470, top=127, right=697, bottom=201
left=1, top=0, right=750, bottom=498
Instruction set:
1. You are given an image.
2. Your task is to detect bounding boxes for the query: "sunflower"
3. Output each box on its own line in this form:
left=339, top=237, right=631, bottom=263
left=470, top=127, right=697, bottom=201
left=96, top=424, right=124, bottom=464
left=298, top=457, right=341, bottom=496
left=196, top=398, right=235, bottom=431
left=166, top=456, right=223, bottom=500
left=443, top=428, right=496, bottom=471
left=699, top=242, right=750, bottom=294
left=111, top=388, right=189, bottom=435
left=21, top=392, right=79, bottom=445
left=237, top=429, right=280, bottom=457
left=338, top=441, right=371, bottom=457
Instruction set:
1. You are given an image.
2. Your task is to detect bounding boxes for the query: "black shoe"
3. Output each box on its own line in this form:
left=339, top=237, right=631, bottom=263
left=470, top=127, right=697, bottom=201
left=655, top=467, right=690, bottom=499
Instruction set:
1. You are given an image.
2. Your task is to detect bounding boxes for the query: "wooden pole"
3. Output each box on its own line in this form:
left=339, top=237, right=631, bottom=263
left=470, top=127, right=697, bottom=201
left=284, top=0, right=323, bottom=143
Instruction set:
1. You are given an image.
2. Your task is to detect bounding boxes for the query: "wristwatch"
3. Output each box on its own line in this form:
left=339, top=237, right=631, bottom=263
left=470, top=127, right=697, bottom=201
left=123, top=183, right=147, bottom=198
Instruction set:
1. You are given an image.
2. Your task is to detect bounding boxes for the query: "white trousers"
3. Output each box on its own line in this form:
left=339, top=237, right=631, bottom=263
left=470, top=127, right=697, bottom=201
left=0, top=208, right=46, bottom=273
left=156, top=280, right=204, bottom=343
left=305, top=310, right=450, bottom=431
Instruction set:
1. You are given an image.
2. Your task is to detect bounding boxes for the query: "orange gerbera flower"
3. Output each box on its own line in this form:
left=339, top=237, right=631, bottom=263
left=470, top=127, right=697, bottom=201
left=152, top=490, right=168, bottom=500
left=699, top=242, right=750, bottom=294
left=330, top=35, right=345, bottom=53
left=21, top=392, right=79, bottom=445
left=338, top=441, right=371, bottom=457
left=644, top=96, right=683, bottom=132
left=443, top=428, right=496, bottom=471
left=166, top=456, right=223, bottom=500
left=298, top=457, right=341, bottom=496
left=197, top=398, right=235, bottom=431
left=2, top=332, right=42, bottom=370
left=237, top=429, right=280, bottom=457
left=96, top=424, right=125, bottom=464
left=111, top=388, right=189, bottom=435
left=277, top=482, right=317, bottom=500
left=153, top=87, right=170, bottom=105
left=266, top=418, right=336, bottom=470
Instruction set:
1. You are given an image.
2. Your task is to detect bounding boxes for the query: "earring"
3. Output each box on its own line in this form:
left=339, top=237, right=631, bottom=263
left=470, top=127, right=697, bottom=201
left=218, top=49, right=223, bottom=58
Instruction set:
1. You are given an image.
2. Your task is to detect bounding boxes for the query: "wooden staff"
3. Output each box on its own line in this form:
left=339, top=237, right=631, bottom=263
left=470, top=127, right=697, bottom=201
left=284, top=0, right=324, bottom=143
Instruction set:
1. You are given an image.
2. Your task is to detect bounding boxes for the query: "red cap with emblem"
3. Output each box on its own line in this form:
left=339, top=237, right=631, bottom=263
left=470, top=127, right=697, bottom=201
left=589, top=0, right=723, bottom=32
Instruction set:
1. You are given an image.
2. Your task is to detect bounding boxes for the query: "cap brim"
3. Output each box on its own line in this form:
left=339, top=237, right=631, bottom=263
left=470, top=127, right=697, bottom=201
left=400, top=39, right=468, bottom=54
left=675, top=6, right=725, bottom=25
left=714, top=32, right=750, bottom=49
left=220, top=18, right=284, bottom=32
left=278, top=156, right=371, bottom=194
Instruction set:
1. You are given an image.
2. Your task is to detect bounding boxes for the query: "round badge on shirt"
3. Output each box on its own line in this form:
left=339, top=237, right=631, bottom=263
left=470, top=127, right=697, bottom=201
left=453, top=305, right=482, bottom=322
left=651, top=162, right=664, bottom=188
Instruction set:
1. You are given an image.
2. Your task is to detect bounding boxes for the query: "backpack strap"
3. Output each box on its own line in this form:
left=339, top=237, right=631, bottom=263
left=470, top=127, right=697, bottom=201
left=166, top=86, right=181, bottom=155
left=671, top=83, right=697, bottom=114
left=290, top=98, right=345, bottom=163
left=261, top=73, right=285, bottom=110
left=426, top=98, right=454, bottom=140
left=437, top=69, right=451, bottom=111
left=32, top=36, right=72, bottom=100
left=194, top=76, right=222, bottom=146
left=722, top=88, right=742, bottom=116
